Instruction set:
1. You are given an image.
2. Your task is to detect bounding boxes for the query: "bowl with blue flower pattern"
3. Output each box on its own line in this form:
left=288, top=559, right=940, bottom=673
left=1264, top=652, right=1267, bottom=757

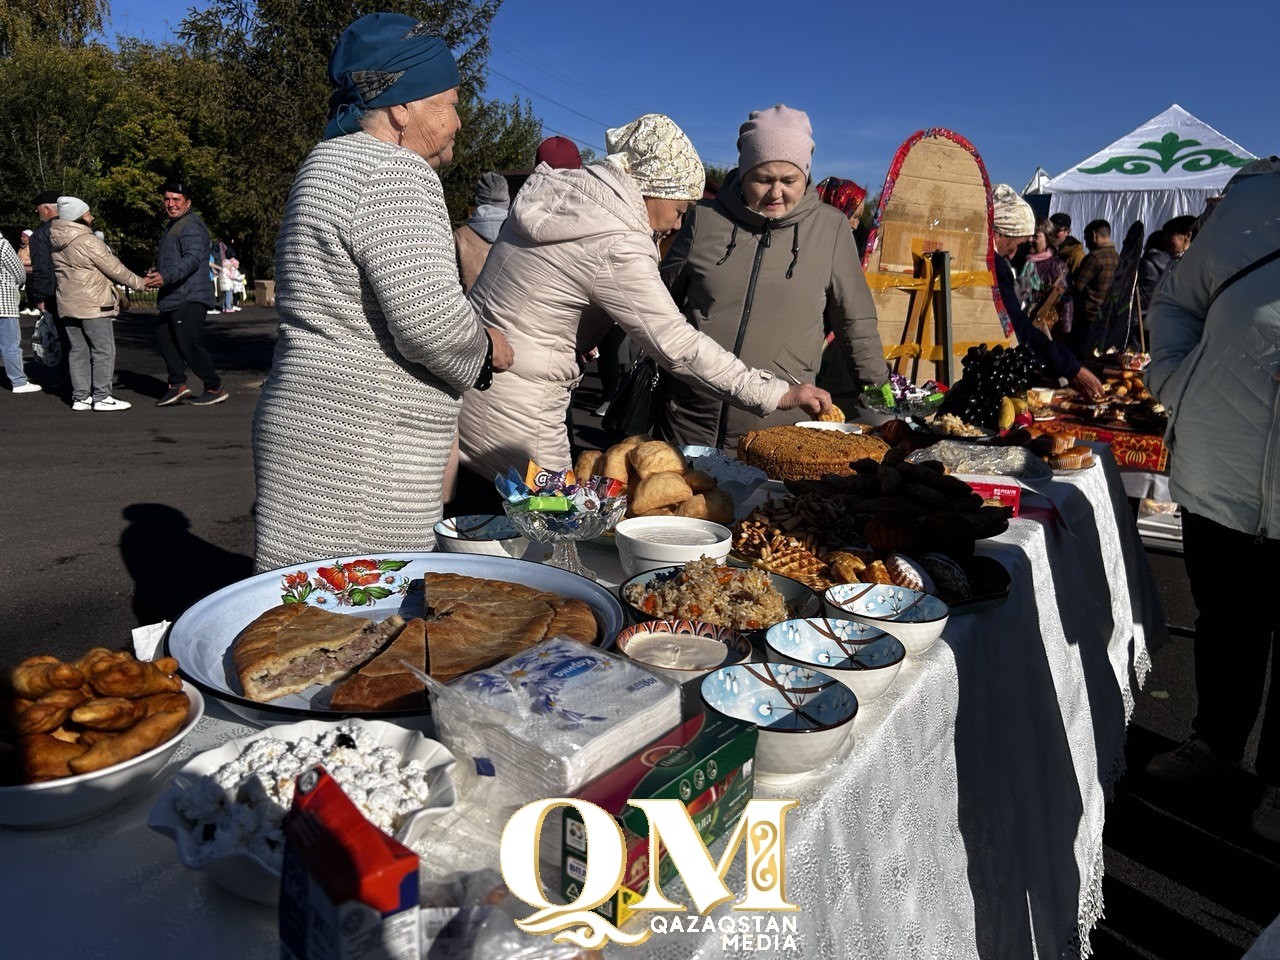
left=764, top=618, right=906, bottom=703
left=699, top=662, right=857, bottom=776
left=822, top=583, right=949, bottom=656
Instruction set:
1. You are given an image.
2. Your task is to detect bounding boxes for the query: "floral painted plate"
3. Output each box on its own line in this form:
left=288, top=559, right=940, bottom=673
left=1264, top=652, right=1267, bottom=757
left=166, top=553, right=625, bottom=727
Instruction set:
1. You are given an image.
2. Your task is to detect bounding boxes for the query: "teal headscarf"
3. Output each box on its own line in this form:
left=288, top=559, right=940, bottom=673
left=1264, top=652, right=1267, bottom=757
left=324, top=13, right=460, bottom=140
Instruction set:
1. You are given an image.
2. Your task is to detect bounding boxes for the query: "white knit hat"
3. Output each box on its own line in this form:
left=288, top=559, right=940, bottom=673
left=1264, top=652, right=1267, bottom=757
left=991, top=184, right=1034, bottom=237
left=736, top=105, right=815, bottom=182
left=57, top=196, right=90, bottom=221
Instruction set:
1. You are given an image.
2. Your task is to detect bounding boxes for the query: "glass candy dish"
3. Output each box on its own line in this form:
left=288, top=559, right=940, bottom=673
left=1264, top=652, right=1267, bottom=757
left=503, top=495, right=627, bottom=579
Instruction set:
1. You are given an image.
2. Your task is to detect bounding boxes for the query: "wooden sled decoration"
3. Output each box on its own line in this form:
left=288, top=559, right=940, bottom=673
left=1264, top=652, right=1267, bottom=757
left=862, top=128, right=1011, bottom=384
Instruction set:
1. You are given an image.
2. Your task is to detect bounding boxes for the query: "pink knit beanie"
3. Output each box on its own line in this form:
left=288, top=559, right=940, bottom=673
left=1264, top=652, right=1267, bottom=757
left=736, top=104, right=815, bottom=182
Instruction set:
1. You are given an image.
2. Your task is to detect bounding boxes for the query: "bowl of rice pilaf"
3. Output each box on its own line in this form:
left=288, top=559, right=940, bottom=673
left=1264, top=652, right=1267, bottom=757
left=619, top=556, right=820, bottom=634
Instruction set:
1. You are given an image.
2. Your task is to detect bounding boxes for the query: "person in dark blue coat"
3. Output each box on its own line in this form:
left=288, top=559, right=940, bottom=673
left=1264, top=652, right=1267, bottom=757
left=143, top=181, right=226, bottom=406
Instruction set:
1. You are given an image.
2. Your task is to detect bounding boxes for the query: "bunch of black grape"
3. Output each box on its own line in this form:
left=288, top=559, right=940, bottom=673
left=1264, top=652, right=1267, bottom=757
left=937, top=344, right=1043, bottom=429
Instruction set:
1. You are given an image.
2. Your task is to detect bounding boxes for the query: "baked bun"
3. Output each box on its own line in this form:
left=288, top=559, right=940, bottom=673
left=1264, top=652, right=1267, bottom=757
left=627, top=440, right=686, bottom=480
left=676, top=489, right=734, bottom=525
left=629, top=472, right=693, bottom=515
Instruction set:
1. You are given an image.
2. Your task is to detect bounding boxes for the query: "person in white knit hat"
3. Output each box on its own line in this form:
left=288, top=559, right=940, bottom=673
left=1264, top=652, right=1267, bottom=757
left=990, top=184, right=1102, bottom=398
left=657, top=103, right=886, bottom=449
left=48, top=196, right=149, bottom=411
left=453, top=112, right=833, bottom=509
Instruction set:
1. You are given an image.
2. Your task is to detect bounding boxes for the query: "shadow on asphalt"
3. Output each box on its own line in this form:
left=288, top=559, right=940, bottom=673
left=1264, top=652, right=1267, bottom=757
left=119, top=503, right=254, bottom=626
left=1093, top=725, right=1279, bottom=958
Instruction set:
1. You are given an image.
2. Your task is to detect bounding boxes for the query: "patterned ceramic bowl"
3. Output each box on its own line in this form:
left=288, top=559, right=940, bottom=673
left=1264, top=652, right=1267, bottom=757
left=700, top=662, right=857, bottom=777
left=614, top=619, right=752, bottom=683
left=823, top=583, right=949, bottom=656
left=764, top=618, right=906, bottom=703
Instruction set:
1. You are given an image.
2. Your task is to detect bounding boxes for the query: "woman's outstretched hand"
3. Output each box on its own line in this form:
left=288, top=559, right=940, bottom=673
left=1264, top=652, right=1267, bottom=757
left=777, top=383, right=832, bottom=417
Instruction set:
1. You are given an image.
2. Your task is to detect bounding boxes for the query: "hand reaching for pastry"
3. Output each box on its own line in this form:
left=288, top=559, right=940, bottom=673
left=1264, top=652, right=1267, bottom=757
left=777, top=383, right=832, bottom=417
left=1070, top=367, right=1104, bottom=400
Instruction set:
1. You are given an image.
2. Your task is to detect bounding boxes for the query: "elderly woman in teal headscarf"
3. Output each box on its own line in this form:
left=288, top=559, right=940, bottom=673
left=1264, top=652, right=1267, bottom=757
left=252, top=12, right=514, bottom=571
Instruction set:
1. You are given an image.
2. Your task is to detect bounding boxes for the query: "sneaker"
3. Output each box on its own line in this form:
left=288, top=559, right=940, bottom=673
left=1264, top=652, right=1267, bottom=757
left=207, top=309, right=221, bottom=315
left=156, top=384, right=192, bottom=406
left=1146, top=738, right=1236, bottom=784
left=12, top=382, right=42, bottom=394
left=71, top=399, right=92, bottom=411
left=187, top=388, right=229, bottom=406
left=1253, top=786, right=1280, bottom=843
left=93, top=396, right=131, bottom=411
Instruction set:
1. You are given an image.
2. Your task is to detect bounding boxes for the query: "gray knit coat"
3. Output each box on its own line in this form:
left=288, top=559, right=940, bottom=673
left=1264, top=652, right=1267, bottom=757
left=253, top=132, right=488, bottom=571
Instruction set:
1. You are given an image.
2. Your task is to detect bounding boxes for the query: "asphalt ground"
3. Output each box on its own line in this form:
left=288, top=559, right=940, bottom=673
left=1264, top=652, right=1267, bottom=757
left=1, top=305, right=1276, bottom=957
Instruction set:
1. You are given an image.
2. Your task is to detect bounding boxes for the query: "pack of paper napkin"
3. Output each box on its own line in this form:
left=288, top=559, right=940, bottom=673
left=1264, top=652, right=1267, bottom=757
left=431, top=637, right=681, bottom=814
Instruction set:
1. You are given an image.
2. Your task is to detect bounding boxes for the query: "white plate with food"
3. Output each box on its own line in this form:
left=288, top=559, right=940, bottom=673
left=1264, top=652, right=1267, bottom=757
left=166, top=553, right=625, bottom=727
left=148, top=718, right=455, bottom=905
left=0, top=680, right=205, bottom=829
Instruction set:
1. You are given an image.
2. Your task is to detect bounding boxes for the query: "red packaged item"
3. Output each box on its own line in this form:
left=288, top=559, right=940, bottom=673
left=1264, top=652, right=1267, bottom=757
left=279, top=766, right=421, bottom=960
left=964, top=479, right=1021, bottom=517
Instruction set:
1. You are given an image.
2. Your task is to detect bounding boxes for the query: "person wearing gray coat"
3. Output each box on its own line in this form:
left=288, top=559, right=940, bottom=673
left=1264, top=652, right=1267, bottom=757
left=144, top=181, right=224, bottom=406
left=1143, top=170, right=1280, bottom=843
left=658, top=105, right=886, bottom=450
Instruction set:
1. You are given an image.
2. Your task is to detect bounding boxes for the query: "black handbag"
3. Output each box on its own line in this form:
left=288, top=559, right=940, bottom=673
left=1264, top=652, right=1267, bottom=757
left=602, top=352, right=662, bottom=436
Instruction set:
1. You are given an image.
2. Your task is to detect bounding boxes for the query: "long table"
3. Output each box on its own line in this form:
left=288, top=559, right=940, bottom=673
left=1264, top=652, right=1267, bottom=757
left=1, top=449, right=1165, bottom=959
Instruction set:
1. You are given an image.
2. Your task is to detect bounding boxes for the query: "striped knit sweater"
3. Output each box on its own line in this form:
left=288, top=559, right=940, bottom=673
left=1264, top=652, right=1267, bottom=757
left=252, top=132, right=488, bottom=571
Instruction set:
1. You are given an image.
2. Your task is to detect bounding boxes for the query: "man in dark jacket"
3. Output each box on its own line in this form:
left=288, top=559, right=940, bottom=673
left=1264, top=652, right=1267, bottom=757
left=28, top=189, right=72, bottom=388
left=1069, top=220, right=1119, bottom=358
left=144, top=181, right=226, bottom=406
left=1048, top=212, right=1086, bottom=273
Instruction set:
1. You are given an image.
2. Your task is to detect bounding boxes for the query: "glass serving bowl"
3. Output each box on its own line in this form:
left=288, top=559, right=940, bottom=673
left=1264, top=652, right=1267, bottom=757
left=502, top=496, right=627, bottom=580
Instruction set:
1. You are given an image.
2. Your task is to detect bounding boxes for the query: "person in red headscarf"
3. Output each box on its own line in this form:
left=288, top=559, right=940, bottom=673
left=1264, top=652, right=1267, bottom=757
left=816, top=176, right=868, bottom=257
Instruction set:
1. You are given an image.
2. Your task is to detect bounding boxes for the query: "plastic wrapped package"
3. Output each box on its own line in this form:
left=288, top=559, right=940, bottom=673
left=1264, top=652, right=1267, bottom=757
left=906, top=440, right=1052, bottom=480
left=421, top=869, right=598, bottom=960
left=429, top=637, right=682, bottom=824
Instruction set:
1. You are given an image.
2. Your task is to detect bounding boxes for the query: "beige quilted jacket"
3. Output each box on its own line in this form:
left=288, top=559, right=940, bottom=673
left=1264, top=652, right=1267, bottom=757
left=48, top=220, right=146, bottom=320
left=458, top=159, right=788, bottom=478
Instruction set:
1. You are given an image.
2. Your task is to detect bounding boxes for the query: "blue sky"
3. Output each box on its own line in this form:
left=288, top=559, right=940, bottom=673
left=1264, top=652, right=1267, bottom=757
left=107, top=0, right=1272, bottom=193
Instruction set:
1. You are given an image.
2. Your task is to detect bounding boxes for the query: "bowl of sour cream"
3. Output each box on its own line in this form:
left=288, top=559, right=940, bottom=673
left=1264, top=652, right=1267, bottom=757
left=613, top=516, right=733, bottom=578
left=614, top=619, right=752, bottom=683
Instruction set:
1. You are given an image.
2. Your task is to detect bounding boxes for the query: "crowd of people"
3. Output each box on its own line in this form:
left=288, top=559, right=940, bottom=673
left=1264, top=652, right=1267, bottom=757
left=2, top=8, right=1277, bottom=845
left=1, top=182, right=228, bottom=409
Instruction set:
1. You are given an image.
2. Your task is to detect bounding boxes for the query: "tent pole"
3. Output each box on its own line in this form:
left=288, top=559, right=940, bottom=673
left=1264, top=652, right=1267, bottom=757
left=934, top=249, right=954, bottom=385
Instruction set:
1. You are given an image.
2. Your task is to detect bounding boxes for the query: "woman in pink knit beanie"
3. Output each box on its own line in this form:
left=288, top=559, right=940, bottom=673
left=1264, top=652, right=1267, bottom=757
left=657, top=104, right=887, bottom=449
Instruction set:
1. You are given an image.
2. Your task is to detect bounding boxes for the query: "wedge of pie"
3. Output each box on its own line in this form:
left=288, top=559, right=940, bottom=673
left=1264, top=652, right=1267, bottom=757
left=329, top=618, right=429, bottom=712
left=232, top=603, right=406, bottom=702
left=423, top=573, right=597, bottom=682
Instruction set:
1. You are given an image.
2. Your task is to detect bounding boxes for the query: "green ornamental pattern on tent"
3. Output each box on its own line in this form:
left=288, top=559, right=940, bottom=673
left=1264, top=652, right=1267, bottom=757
left=1080, top=132, right=1251, bottom=176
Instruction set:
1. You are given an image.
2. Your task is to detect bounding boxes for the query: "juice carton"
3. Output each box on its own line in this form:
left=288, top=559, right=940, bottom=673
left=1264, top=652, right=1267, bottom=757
left=279, top=766, right=421, bottom=960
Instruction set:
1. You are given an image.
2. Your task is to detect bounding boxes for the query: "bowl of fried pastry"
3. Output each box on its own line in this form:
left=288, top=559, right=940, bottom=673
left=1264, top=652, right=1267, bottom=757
left=0, top=649, right=204, bottom=829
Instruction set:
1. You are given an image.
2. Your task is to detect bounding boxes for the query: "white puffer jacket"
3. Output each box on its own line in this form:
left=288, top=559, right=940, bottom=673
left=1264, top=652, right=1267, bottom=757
left=458, top=159, right=788, bottom=479
left=1147, top=172, right=1280, bottom=538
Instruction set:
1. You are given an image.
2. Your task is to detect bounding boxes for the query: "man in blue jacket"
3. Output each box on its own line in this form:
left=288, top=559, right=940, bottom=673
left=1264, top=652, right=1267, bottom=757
left=144, top=182, right=226, bottom=406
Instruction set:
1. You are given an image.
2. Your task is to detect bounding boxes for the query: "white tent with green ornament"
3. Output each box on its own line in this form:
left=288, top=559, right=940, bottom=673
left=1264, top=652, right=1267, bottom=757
left=1045, top=104, right=1255, bottom=237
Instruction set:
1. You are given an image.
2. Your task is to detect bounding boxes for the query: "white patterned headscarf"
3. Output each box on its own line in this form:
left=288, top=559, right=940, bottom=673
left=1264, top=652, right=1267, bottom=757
left=604, top=114, right=704, bottom=202
left=991, top=183, right=1035, bottom=237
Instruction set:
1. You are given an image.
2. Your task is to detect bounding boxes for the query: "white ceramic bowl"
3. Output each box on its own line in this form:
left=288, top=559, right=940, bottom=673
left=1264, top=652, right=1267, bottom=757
left=794, top=421, right=867, bottom=434
left=764, top=618, right=906, bottom=702
left=823, top=583, right=950, bottom=656
left=433, top=514, right=529, bottom=558
left=0, top=682, right=205, bottom=829
left=614, top=619, right=752, bottom=683
left=614, top=517, right=732, bottom=579
left=148, top=718, right=457, bottom=906
left=700, top=663, right=857, bottom=777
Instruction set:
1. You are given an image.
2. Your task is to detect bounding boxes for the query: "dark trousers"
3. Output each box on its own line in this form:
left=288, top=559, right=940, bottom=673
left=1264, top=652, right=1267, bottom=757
left=444, top=465, right=505, bottom=519
left=157, top=302, right=221, bottom=390
left=1184, top=510, right=1280, bottom=783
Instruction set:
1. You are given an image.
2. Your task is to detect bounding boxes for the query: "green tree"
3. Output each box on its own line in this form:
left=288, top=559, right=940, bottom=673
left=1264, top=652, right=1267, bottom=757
left=445, top=90, right=541, bottom=226
left=0, top=0, right=105, bottom=53
left=177, top=0, right=509, bottom=275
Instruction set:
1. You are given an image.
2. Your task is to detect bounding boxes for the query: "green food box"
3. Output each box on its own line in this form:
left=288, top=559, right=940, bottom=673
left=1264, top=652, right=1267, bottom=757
left=560, top=711, right=757, bottom=927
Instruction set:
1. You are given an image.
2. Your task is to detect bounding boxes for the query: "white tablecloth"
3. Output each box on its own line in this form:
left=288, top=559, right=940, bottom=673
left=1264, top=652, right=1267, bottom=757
left=0, top=451, right=1164, bottom=960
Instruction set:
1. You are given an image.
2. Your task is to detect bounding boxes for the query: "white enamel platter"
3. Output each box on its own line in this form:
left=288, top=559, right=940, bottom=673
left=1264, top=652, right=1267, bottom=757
left=166, top=552, right=625, bottom=727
